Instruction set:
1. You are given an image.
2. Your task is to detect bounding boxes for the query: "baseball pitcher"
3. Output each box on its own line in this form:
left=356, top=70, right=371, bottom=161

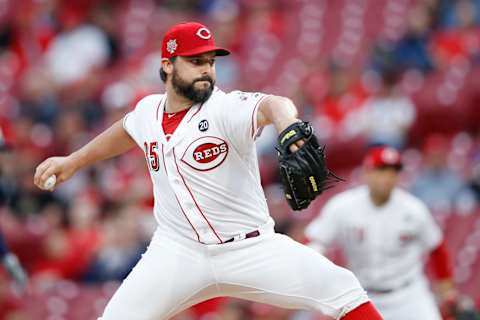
left=34, top=22, right=383, bottom=320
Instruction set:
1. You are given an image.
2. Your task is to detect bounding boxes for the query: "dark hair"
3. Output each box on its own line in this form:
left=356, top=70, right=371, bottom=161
left=159, top=57, right=177, bottom=83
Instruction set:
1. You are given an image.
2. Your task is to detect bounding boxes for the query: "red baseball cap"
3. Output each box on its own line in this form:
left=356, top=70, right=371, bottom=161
left=363, top=146, right=403, bottom=170
left=161, top=22, right=230, bottom=59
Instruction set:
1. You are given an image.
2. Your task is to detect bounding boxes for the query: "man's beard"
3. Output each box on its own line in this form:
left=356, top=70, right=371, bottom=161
left=171, top=71, right=215, bottom=104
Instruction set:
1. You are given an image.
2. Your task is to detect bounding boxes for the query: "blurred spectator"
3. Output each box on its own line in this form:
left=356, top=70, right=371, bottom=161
left=45, top=7, right=110, bottom=87
left=470, top=163, right=480, bottom=202
left=468, top=130, right=480, bottom=201
left=18, top=66, right=59, bottom=127
left=0, top=130, right=14, bottom=207
left=0, top=277, right=26, bottom=320
left=236, top=0, right=286, bottom=88
left=32, top=193, right=99, bottom=281
left=344, top=68, right=416, bottom=148
left=372, top=4, right=435, bottom=73
left=312, top=63, right=368, bottom=140
left=411, top=134, right=475, bottom=214
left=436, top=0, right=480, bottom=30
left=88, top=2, right=121, bottom=67
left=0, top=0, right=57, bottom=80
left=82, top=204, right=146, bottom=283
left=431, top=0, right=480, bottom=68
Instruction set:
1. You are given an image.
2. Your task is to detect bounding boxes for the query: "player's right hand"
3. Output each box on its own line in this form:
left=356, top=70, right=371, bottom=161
left=34, top=156, right=77, bottom=191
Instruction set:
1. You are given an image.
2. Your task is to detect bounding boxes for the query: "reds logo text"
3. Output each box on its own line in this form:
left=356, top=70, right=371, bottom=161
left=182, top=137, right=228, bottom=171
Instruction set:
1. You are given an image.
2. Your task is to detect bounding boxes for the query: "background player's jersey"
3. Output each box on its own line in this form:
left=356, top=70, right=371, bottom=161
left=123, top=88, right=273, bottom=244
left=305, top=186, right=443, bottom=290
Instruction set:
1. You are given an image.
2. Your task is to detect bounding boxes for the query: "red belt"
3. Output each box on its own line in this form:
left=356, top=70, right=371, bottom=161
left=224, top=230, right=260, bottom=243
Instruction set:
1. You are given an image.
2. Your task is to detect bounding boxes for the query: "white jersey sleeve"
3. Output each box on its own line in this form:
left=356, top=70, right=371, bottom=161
left=123, top=110, right=138, bottom=145
left=215, top=91, right=269, bottom=153
left=123, top=94, right=163, bottom=146
left=413, top=198, right=443, bottom=251
left=305, top=196, right=342, bottom=248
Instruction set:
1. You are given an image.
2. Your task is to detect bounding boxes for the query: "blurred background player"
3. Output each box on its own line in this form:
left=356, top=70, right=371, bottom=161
left=305, top=146, right=455, bottom=320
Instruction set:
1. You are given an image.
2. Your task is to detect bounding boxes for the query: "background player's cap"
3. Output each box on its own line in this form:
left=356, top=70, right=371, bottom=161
left=162, top=22, right=230, bottom=59
left=363, top=146, right=403, bottom=170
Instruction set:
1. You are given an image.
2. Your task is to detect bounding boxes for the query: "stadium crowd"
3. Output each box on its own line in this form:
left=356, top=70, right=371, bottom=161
left=0, top=0, right=479, bottom=319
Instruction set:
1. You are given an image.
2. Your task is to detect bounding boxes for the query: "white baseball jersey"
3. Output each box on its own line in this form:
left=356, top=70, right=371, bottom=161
left=123, top=88, right=274, bottom=244
left=100, top=89, right=374, bottom=320
left=305, top=186, right=443, bottom=290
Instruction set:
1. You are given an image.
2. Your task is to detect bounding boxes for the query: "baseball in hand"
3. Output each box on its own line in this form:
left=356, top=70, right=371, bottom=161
left=43, top=175, right=57, bottom=190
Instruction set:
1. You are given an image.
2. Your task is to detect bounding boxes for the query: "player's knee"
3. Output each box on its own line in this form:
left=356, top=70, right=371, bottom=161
left=334, top=266, right=363, bottom=289
left=303, top=263, right=369, bottom=317
left=304, top=259, right=364, bottom=298
left=331, top=267, right=371, bottom=313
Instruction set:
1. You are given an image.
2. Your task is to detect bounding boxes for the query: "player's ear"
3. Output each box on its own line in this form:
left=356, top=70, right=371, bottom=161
left=161, top=58, right=174, bottom=75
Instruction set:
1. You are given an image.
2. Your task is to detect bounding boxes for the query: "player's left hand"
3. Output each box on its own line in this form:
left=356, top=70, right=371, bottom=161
left=288, top=138, right=304, bottom=153
left=276, top=121, right=342, bottom=211
left=274, top=119, right=305, bottom=153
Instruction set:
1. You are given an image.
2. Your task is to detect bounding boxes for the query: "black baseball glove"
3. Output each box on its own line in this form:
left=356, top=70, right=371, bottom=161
left=276, top=121, right=341, bottom=211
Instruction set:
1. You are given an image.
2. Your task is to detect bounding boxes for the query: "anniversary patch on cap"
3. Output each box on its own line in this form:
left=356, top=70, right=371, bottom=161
left=161, top=22, right=230, bottom=59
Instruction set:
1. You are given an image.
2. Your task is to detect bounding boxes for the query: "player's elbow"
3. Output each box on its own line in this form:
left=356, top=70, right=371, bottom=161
left=257, top=95, right=299, bottom=128
left=270, top=95, right=292, bottom=104
left=267, top=95, right=298, bottom=117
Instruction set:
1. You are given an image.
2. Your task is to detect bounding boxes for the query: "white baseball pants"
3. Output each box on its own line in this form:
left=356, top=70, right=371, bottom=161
left=99, top=227, right=370, bottom=320
left=368, top=277, right=442, bottom=320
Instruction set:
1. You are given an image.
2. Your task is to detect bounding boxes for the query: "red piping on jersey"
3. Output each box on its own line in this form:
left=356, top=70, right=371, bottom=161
left=251, top=95, right=266, bottom=138
left=155, top=97, right=163, bottom=121
left=173, top=147, right=223, bottom=244
left=161, top=144, right=167, bottom=174
left=187, top=102, right=204, bottom=123
left=173, top=193, right=202, bottom=243
left=161, top=144, right=201, bottom=243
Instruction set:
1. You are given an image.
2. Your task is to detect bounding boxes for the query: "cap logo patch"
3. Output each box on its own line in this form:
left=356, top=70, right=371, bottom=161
left=382, top=148, right=399, bottom=163
left=196, top=27, right=212, bottom=40
left=166, top=39, right=178, bottom=54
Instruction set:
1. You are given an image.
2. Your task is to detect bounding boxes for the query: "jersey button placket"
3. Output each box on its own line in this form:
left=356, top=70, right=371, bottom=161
left=164, top=149, right=203, bottom=243
left=169, top=147, right=221, bottom=245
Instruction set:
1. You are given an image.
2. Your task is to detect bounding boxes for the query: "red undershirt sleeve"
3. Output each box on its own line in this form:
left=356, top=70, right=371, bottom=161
left=427, top=239, right=453, bottom=280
